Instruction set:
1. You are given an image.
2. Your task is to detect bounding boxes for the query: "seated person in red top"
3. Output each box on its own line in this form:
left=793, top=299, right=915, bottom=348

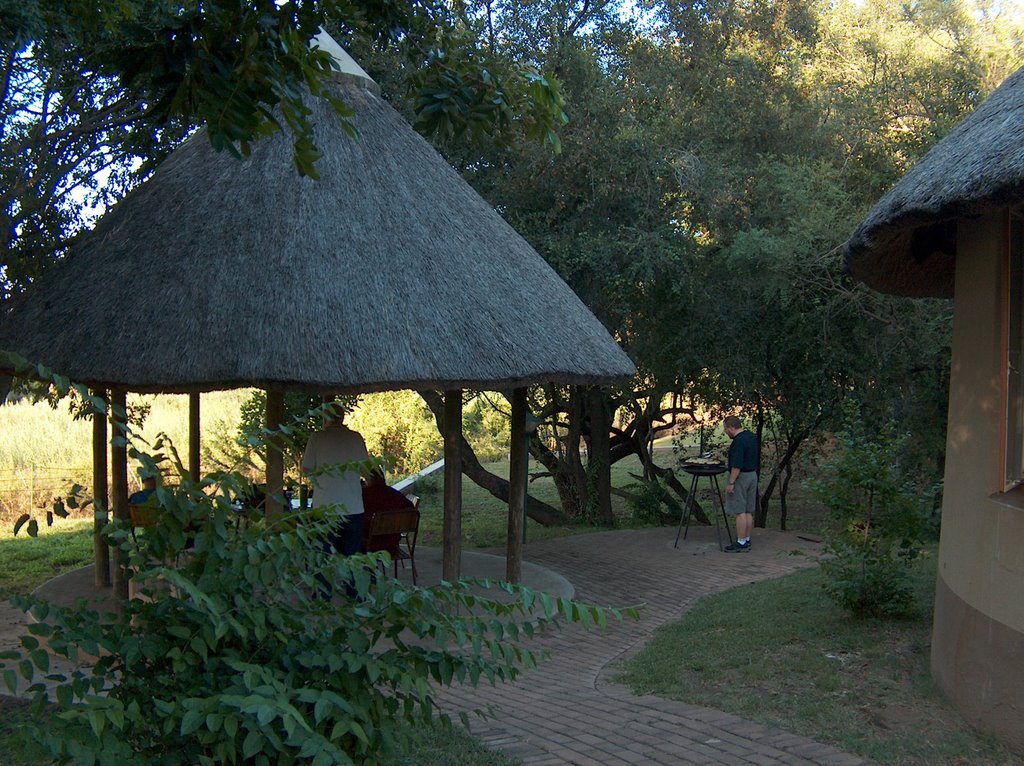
left=361, top=466, right=414, bottom=553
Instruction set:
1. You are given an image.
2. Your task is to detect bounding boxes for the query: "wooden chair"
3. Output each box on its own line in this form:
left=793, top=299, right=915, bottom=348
left=128, top=503, right=161, bottom=538
left=364, top=506, right=420, bottom=584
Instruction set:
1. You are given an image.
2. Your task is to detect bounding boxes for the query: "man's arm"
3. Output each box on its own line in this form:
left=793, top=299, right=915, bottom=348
left=727, top=467, right=740, bottom=493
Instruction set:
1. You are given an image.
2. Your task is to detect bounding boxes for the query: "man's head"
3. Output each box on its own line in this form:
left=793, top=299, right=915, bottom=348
left=723, top=415, right=743, bottom=438
left=323, top=398, right=347, bottom=427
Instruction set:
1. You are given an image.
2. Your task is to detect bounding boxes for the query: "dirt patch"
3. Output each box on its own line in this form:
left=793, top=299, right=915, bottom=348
left=865, top=702, right=941, bottom=731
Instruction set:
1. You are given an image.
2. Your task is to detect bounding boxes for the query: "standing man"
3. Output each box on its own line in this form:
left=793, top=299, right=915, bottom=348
left=723, top=415, right=758, bottom=552
left=302, top=402, right=369, bottom=587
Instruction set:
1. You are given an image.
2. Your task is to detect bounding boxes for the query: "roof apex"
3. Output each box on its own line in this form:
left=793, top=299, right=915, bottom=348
left=311, top=29, right=377, bottom=89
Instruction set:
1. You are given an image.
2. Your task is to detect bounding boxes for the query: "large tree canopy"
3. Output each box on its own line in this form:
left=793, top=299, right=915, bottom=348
left=423, top=0, right=1020, bottom=525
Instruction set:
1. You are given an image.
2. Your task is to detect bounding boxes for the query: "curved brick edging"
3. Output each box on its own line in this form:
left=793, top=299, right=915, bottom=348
left=436, top=526, right=874, bottom=766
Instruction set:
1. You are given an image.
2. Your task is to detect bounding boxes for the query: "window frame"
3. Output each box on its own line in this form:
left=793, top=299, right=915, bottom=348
left=1004, top=209, right=1024, bottom=490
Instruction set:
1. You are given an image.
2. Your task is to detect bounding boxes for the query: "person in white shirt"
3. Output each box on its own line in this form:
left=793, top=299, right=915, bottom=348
left=302, top=403, right=369, bottom=597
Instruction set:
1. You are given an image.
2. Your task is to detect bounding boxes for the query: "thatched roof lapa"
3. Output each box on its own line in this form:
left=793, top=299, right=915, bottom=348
left=0, top=41, right=635, bottom=395
left=843, top=66, right=1024, bottom=298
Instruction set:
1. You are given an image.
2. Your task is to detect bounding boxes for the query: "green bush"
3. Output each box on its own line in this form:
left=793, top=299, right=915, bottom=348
left=462, top=397, right=511, bottom=464
left=808, top=413, right=936, bottom=618
left=626, top=480, right=672, bottom=524
left=347, top=392, right=442, bottom=477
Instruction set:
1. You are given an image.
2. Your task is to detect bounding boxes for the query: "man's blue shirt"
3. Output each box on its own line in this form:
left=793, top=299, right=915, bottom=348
left=728, top=430, right=758, bottom=472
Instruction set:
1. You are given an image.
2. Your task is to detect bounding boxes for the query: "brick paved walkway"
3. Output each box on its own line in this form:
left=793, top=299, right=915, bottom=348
left=435, top=526, right=873, bottom=766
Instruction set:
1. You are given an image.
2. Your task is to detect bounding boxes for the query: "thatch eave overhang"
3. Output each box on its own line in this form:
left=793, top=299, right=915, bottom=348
left=0, top=369, right=635, bottom=398
left=0, top=69, right=635, bottom=396
left=843, top=66, right=1024, bottom=299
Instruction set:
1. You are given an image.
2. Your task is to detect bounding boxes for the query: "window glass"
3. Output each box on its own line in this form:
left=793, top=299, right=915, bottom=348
left=1006, top=212, right=1024, bottom=488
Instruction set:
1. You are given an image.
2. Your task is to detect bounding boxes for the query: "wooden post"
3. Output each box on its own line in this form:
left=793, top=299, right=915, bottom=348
left=589, top=386, right=613, bottom=525
left=92, top=390, right=110, bottom=587
left=506, top=387, right=527, bottom=583
left=189, top=392, right=201, bottom=482
left=265, top=389, right=285, bottom=518
left=109, top=387, right=130, bottom=603
left=442, top=389, right=463, bottom=581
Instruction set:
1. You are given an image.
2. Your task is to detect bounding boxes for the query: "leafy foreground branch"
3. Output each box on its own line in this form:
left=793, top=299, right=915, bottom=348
left=1, top=469, right=630, bottom=765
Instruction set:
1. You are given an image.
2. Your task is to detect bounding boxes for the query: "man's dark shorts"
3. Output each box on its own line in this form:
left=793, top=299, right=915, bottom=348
left=726, top=472, right=757, bottom=516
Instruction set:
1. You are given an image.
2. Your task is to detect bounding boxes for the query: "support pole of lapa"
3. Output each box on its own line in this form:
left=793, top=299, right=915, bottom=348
left=506, top=387, right=527, bottom=584
left=91, top=389, right=110, bottom=587
left=442, top=389, right=462, bottom=581
left=189, top=392, right=201, bottom=482
left=109, top=387, right=130, bottom=605
left=265, top=389, right=285, bottom=518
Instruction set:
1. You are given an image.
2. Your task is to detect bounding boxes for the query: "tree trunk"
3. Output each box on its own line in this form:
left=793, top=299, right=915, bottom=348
left=779, top=460, right=793, bottom=531
left=566, top=386, right=589, bottom=516
left=419, top=391, right=569, bottom=526
left=758, top=423, right=814, bottom=527
left=535, top=384, right=584, bottom=517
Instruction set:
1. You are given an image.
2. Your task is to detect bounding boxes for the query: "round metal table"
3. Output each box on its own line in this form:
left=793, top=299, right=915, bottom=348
left=673, top=463, right=735, bottom=551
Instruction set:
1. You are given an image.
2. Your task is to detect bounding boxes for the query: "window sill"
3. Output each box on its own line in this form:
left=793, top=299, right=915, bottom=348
left=989, top=484, right=1024, bottom=511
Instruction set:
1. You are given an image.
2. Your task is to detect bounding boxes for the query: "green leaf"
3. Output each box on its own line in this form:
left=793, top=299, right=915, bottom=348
left=242, top=729, right=263, bottom=759
left=13, top=513, right=30, bottom=536
left=256, top=704, right=276, bottom=726
left=313, top=697, right=330, bottom=724
left=181, top=709, right=204, bottom=735
left=87, top=708, right=105, bottom=737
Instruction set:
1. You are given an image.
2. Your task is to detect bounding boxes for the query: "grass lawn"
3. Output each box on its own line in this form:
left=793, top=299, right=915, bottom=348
left=614, top=552, right=1022, bottom=766
left=414, top=451, right=685, bottom=548
left=0, top=518, right=94, bottom=594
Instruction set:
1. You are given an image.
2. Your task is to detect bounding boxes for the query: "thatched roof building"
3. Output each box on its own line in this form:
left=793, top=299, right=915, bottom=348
left=0, top=36, right=634, bottom=588
left=843, top=66, right=1024, bottom=751
left=0, top=44, right=634, bottom=393
left=843, top=66, right=1024, bottom=298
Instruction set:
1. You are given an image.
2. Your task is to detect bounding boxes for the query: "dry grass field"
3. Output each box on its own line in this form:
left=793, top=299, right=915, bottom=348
left=0, top=390, right=251, bottom=522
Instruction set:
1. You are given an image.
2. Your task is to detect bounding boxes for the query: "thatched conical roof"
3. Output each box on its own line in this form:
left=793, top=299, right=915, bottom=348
left=0, top=62, right=635, bottom=394
left=844, top=67, right=1024, bottom=298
